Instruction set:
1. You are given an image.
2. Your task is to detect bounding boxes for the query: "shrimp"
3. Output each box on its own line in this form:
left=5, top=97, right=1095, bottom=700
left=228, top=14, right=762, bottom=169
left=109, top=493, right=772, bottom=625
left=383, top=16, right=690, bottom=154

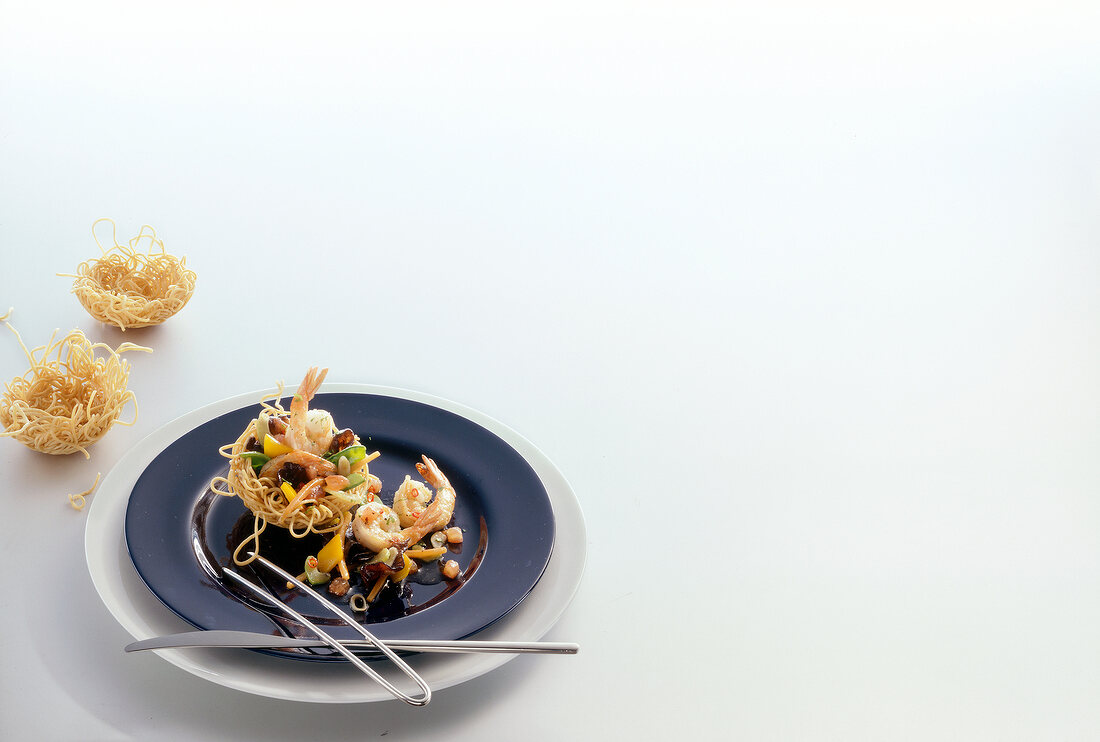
left=257, top=450, right=336, bottom=482
left=352, top=500, right=403, bottom=553
left=351, top=456, right=456, bottom=551
left=396, top=456, right=456, bottom=546
left=392, top=475, right=433, bottom=528
left=366, top=473, right=383, bottom=495
left=283, top=367, right=334, bottom=455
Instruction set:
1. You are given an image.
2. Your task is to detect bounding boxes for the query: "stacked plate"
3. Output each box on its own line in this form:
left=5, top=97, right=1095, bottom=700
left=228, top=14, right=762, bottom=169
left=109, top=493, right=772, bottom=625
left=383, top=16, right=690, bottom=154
left=86, top=384, right=585, bottom=702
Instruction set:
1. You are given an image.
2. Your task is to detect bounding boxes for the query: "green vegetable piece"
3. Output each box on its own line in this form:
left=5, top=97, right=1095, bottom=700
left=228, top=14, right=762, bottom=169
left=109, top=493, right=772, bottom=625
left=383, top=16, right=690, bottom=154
left=304, top=556, right=330, bottom=586
left=239, top=451, right=270, bottom=470
left=342, top=473, right=366, bottom=491
left=367, top=547, right=396, bottom=566
left=326, top=444, right=366, bottom=465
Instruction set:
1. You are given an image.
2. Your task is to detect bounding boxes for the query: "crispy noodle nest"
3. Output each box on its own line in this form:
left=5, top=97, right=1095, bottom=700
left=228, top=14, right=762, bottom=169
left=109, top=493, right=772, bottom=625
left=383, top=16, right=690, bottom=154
left=209, top=390, right=373, bottom=565
left=67, top=218, right=196, bottom=330
left=0, top=315, right=150, bottom=457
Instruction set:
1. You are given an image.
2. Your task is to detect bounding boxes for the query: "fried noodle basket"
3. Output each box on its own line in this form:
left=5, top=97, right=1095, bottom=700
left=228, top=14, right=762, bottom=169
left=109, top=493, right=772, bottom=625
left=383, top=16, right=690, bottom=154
left=62, top=218, right=196, bottom=330
left=0, top=311, right=151, bottom=457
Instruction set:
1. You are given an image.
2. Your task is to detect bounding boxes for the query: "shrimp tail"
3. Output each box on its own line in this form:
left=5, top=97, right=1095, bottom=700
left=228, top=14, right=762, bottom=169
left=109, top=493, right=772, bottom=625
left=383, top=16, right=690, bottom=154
left=415, top=455, right=450, bottom=491
left=294, top=366, right=328, bottom=406
left=399, top=456, right=457, bottom=544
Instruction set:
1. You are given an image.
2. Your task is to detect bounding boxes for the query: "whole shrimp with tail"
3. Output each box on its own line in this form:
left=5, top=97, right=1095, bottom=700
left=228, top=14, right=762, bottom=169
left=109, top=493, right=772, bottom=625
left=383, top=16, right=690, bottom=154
left=353, top=455, right=456, bottom=551
left=283, top=366, right=334, bottom=455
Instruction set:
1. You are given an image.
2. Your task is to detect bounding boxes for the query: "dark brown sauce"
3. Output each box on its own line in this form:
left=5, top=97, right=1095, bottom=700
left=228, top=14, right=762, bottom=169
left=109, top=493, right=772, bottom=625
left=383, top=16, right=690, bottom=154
left=193, top=487, right=487, bottom=629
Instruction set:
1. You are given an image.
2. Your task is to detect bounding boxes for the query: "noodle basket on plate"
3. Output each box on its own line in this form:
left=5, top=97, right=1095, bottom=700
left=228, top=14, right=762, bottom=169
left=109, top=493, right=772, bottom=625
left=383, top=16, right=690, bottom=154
left=212, top=368, right=465, bottom=603
left=211, top=369, right=380, bottom=565
left=214, top=417, right=373, bottom=537
left=0, top=313, right=151, bottom=457
left=65, top=218, right=196, bottom=330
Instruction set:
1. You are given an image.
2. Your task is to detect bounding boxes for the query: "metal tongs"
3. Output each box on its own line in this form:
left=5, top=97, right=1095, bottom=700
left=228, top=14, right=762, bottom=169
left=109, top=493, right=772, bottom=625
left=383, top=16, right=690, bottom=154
left=223, top=553, right=432, bottom=706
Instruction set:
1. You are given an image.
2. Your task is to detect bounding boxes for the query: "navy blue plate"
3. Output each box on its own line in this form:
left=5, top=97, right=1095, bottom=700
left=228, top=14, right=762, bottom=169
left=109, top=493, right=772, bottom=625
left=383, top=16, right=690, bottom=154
left=125, top=392, right=555, bottom=661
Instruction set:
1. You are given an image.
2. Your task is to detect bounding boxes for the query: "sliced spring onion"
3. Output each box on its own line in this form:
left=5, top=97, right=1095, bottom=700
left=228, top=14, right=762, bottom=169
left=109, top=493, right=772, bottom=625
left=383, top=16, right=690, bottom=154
left=304, top=556, right=330, bottom=585
left=350, top=594, right=368, bottom=612
left=254, top=412, right=270, bottom=447
left=367, top=547, right=396, bottom=566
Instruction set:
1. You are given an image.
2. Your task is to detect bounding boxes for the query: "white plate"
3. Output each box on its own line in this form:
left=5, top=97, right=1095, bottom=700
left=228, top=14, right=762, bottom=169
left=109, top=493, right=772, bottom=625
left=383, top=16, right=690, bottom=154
left=85, top=383, right=586, bottom=703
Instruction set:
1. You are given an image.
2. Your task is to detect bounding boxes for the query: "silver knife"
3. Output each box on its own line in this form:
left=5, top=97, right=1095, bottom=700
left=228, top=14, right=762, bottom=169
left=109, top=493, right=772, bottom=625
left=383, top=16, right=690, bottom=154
left=125, top=630, right=579, bottom=655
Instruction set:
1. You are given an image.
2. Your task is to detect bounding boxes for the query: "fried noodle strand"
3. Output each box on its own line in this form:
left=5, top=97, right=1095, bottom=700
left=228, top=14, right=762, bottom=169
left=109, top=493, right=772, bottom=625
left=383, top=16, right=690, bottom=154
left=69, top=472, right=102, bottom=511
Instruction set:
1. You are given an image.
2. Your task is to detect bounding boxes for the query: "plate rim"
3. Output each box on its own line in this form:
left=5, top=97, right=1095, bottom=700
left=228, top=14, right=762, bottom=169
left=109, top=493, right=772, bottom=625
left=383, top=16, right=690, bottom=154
left=85, top=382, right=586, bottom=703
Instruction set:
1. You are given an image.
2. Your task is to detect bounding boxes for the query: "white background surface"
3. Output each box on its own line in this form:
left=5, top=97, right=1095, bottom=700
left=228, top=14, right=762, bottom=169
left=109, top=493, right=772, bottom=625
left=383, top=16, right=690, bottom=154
left=1, top=1, right=1098, bottom=739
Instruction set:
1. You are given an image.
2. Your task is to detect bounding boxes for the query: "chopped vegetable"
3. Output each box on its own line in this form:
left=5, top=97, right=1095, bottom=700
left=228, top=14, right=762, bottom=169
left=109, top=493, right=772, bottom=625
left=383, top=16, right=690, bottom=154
left=279, top=481, right=296, bottom=502
left=304, top=555, right=330, bottom=585
left=391, top=553, right=412, bottom=582
left=325, top=444, right=366, bottom=465
left=350, top=450, right=381, bottom=474
left=254, top=412, right=271, bottom=447
left=316, top=531, right=344, bottom=573
left=238, top=451, right=270, bottom=470
left=342, top=472, right=366, bottom=491
left=366, top=573, right=387, bottom=602
left=283, top=478, right=323, bottom=518
left=263, top=435, right=293, bottom=458
left=407, top=547, right=447, bottom=561
left=367, top=547, right=396, bottom=566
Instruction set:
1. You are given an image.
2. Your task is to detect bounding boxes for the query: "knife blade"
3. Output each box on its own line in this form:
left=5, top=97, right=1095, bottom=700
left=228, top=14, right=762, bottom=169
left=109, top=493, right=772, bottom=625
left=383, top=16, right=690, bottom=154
left=125, top=630, right=579, bottom=655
